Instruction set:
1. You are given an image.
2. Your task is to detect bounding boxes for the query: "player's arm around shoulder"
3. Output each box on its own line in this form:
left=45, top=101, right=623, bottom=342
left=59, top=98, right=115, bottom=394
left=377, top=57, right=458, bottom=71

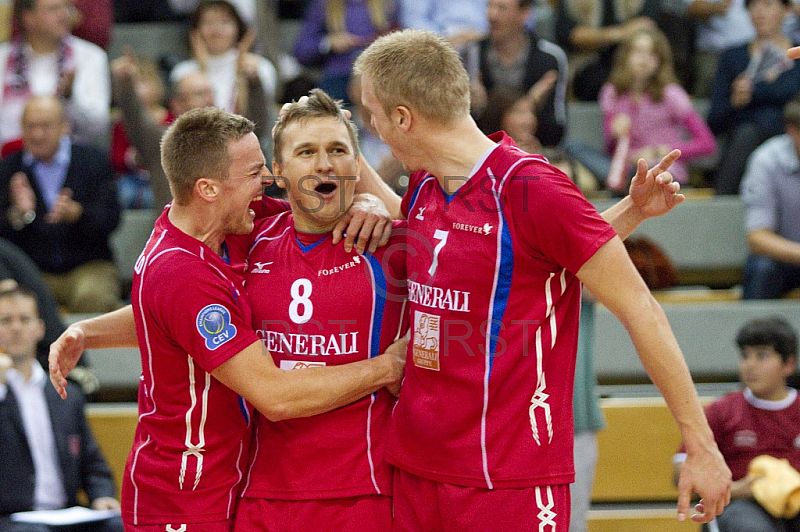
left=211, top=336, right=405, bottom=421
left=576, top=237, right=731, bottom=523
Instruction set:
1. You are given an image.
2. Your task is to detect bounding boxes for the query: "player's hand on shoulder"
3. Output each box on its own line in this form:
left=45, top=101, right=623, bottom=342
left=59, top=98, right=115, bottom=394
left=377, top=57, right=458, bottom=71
left=333, top=193, right=392, bottom=254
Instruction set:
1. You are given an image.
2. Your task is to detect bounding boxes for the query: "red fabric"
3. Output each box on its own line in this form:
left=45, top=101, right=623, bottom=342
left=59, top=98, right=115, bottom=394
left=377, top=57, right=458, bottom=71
left=235, top=496, right=392, bottom=532
left=1, top=138, right=23, bottom=158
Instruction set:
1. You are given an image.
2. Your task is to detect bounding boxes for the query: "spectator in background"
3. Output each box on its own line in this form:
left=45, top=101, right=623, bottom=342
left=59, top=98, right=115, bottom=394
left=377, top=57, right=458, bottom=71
left=293, top=0, right=397, bottom=103
left=168, top=0, right=257, bottom=25
left=398, top=0, right=488, bottom=49
left=170, top=0, right=277, bottom=153
left=114, top=52, right=272, bottom=210
left=110, top=57, right=171, bottom=210
left=0, top=286, right=121, bottom=532
left=740, top=97, right=800, bottom=299
left=0, top=96, right=121, bottom=314
left=673, top=316, right=800, bottom=532
left=685, top=0, right=755, bottom=97
left=478, top=84, right=543, bottom=153
left=0, top=0, right=110, bottom=149
left=465, top=0, right=567, bottom=147
left=600, top=28, right=717, bottom=186
left=708, top=0, right=800, bottom=195
left=556, top=0, right=660, bottom=101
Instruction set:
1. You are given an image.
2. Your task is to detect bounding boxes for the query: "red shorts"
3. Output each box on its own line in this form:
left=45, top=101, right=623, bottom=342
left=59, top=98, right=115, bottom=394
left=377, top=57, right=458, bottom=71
left=233, top=496, right=392, bottom=532
left=124, top=521, right=232, bottom=532
left=392, top=468, right=570, bottom=532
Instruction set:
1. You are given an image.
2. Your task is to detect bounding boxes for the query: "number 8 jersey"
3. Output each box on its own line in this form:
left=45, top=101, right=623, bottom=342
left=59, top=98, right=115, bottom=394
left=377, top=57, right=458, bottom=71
left=387, top=132, right=617, bottom=490
left=241, top=212, right=409, bottom=500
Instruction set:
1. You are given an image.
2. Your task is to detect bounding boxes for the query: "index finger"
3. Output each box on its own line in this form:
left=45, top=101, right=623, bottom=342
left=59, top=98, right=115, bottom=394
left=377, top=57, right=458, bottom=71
left=650, top=149, right=681, bottom=177
left=676, top=480, right=691, bottom=522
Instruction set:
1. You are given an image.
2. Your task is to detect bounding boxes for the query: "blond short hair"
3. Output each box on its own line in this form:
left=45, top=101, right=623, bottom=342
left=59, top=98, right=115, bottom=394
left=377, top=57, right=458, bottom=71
left=160, top=107, right=254, bottom=205
left=273, top=89, right=360, bottom=165
left=354, top=29, right=471, bottom=124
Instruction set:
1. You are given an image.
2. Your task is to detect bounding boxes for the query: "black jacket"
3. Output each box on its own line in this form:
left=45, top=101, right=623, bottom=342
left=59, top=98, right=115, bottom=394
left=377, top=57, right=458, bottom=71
left=0, top=380, right=116, bottom=515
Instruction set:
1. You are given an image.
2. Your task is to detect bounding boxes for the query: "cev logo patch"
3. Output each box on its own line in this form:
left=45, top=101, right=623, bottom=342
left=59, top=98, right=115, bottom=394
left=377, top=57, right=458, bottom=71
left=196, top=304, right=237, bottom=350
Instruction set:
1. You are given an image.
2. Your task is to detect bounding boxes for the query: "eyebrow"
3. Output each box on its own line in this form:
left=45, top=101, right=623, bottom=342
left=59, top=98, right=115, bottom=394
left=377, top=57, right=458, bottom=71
left=292, top=140, right=350, bottom=151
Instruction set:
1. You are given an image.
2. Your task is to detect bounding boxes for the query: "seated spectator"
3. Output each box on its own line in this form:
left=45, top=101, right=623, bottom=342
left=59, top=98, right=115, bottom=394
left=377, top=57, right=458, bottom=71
left=478, top=85, right=542, bottom=153
left=0, top=0, right=110, bottom=149
left=0, top=95, right=121, bottom=314
left=599, top=28, right=716, bottom=186
left=708, top=0, right=800, bottom=195
left=110, top=57, right=172, bottom=210
left=464, top=0, right=567, bottom=147
left=673, top=316, right=800, bottom=532
left=114, top=52, right=272, bottom=210
left=398, top=0, right=488, bottom=49
left=686, top=0, right=755, bottom=97
left=169, top=1, right=276, bottom=129
left=293, top=0, right=397, bottom=103
left=556, top=0, right=660, bottom=101
left=0, top=286, right=121, bottom=532
left=740, top=98, right=800, bottom=299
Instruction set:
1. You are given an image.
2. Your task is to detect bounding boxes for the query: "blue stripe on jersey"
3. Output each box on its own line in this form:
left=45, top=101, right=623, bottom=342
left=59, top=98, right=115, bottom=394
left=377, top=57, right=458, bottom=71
left=364, top=253, right=387, bottom=359
left=295, top=235, right=329, bottom=253
left=238, top=395, right=250, bottom=424
left=407, top=179, right=426, bottom=214
left=488, top=212, right=514, bottom=375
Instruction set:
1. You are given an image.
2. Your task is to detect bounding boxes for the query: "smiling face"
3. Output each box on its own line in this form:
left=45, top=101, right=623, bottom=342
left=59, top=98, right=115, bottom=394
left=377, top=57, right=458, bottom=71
left=217, top=132, right=268, bottom=236
left=739, top=345, right=795, bottom=401
left=274, top=116, right=360, bottom=234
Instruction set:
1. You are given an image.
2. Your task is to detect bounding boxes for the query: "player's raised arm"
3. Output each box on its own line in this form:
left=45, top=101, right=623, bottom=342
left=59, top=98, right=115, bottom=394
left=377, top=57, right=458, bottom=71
left=575, top=237, right=731, bottom=523
left=49, top=305, right=137, bottom=399
left=211, top=336, right=406, bottom=421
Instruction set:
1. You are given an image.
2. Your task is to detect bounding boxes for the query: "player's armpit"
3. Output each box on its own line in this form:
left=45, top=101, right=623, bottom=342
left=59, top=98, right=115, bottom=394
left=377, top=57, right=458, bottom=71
left=212, top=340, right=402, bottom=421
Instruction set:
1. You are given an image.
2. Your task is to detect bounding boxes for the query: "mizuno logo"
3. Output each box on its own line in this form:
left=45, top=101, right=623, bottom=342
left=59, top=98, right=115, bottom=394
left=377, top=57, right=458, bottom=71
left=251, top=261, right=273, bottom=273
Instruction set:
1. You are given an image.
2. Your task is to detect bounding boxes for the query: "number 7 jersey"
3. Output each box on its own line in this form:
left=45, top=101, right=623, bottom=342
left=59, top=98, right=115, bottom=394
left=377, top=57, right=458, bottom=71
left=388, top=132, right=616, bottom=489
left=241, top=212, right=409, bottom=500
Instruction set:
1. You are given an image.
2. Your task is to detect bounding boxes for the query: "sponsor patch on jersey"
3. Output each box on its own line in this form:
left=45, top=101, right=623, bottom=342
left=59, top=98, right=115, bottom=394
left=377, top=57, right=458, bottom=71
left=280, top=360, right=327, bottom=370
left=196, top=304, right=237, bottom=350
left=413, top=310, right=441, bottom=371
left=733, top=429, right=757, bottom=448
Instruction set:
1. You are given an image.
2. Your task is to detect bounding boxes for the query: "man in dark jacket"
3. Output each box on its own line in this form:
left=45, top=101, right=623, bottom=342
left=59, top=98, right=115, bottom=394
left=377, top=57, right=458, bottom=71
left=0, top=285, right=121, bottom=532
left=0, top=95, right=121, bottom=313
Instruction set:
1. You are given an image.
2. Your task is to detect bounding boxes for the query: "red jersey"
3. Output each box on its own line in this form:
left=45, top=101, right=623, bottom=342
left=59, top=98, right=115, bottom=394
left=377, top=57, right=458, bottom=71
left=387, top=132, right=616, bottom=489
left=240, top=213, right=408, bottom=500
left=697, top=388, right=800, bottom=480
left=123, top=210, right=260, bottom=525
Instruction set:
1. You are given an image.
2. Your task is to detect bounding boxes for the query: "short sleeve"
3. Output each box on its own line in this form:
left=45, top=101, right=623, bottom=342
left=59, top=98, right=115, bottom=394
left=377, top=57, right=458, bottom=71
left=148, top=259, right=259, bottom=373
left=504, top=161, right=617, bottom=274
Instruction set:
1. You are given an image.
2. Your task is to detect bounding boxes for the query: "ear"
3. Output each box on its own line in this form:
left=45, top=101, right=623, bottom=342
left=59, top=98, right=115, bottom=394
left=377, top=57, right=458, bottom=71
left=784, top=356, right=797, bottom=377
left=34, top=318, right=45, bottom=344
left=394, top=105, right=413, bottom=133
left=272, top=162, right=287, bottom=189
left=195, top=177, right=220, bottom=203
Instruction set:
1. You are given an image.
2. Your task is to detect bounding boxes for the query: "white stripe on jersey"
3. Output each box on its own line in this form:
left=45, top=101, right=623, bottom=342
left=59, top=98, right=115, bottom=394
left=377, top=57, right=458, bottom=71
left=179, top=356, right=210, bottom=491
left=529, top=275, right=554, bottom=446
left=364, top=257, right=381, bottom=494
left=241, top=421, right=260, bottom=497
left=229, top=439, right=246, bottom=517
left=130, top=435, right=152, bottom=525
left=250, top=211, right=292, bottom=252
left=535, top=486, right=557, bottom=531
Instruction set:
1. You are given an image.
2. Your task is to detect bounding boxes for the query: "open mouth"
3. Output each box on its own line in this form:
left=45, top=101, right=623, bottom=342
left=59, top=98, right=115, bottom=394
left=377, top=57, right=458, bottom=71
left=315, top=181, right=338, bottom=195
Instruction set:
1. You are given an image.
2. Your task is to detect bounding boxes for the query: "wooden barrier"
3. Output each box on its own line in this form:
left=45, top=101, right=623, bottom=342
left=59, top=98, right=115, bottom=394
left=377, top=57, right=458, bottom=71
left=87, top=403, right=138, bottom=500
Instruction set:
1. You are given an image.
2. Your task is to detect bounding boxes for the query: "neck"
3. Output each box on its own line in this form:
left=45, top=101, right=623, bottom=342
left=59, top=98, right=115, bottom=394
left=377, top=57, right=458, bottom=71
left=294, top=217, right=337, bottom=235
left=415, top=116, right=498, bottom=195
left=752, top=386, right=791, bottom=402
left=168, top=203, right=227, bottom=255
left=13, top=357, right=34, bottom=382
left=26, top=34, right=60, bottom=55
left=493, top=31, right=526, bottom=63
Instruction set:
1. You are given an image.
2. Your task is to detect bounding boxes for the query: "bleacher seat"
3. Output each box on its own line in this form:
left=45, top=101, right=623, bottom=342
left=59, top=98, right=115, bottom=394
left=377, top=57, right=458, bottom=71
left=107, top=22, right=190, bottom=62
left=110, top=209, right=157, bottom=285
